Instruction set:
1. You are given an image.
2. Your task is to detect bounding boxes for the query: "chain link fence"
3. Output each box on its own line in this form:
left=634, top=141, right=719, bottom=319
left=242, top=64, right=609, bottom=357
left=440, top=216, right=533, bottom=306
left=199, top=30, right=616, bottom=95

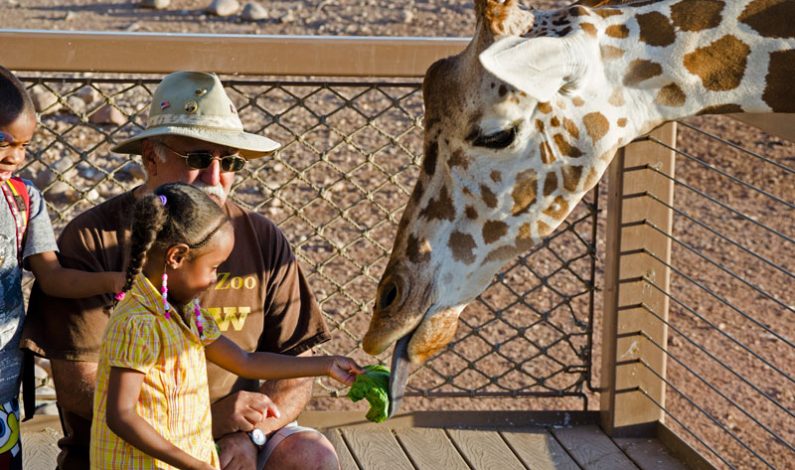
left=18, top=73, right=600, bottom=410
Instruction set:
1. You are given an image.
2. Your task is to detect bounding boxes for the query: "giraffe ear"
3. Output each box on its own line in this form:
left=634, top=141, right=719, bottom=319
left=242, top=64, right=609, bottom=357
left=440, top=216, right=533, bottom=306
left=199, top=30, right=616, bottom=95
left=478, top=35, right=582, bottom=103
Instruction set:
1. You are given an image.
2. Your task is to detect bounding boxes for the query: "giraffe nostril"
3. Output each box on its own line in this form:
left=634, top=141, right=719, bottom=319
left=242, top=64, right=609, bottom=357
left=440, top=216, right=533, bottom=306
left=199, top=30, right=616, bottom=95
left=378, top=281, right=399, bottom=311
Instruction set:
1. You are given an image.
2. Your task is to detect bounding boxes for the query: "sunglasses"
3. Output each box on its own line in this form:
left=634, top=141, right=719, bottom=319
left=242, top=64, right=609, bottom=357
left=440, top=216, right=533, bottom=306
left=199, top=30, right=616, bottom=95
left=156, top=141, right=247, bottom=173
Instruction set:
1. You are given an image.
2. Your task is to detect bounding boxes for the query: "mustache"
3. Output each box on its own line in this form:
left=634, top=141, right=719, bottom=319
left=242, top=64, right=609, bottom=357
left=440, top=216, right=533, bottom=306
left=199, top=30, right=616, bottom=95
left=192, top=182, right=227, bottom=200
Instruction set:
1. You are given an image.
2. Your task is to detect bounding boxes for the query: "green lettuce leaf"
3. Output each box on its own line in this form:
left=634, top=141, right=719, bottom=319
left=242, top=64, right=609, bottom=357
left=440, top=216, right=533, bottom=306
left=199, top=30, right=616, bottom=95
left=347, top=364, right=390, bottom=423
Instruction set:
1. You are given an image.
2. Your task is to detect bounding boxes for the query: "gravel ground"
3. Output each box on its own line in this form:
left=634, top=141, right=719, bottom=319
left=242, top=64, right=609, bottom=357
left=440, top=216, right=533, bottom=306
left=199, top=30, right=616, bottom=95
left=2, top=2, right=793, bottom=469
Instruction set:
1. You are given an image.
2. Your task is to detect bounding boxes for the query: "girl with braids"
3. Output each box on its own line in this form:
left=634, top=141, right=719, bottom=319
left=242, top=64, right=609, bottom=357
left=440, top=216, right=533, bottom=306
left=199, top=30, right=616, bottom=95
left=90, top=183, right=361, bottom=470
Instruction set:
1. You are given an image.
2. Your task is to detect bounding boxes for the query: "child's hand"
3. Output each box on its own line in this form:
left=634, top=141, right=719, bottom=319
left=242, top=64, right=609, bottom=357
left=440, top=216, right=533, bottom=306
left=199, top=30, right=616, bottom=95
left=109, top=272, right=127, bottom=294
left=326, top=356, right=364, bottom=385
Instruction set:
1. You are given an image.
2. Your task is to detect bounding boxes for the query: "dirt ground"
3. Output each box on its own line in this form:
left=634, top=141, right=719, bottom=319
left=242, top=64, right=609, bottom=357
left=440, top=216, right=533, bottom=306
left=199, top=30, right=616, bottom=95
left=2, top=1, right=793, bottom=469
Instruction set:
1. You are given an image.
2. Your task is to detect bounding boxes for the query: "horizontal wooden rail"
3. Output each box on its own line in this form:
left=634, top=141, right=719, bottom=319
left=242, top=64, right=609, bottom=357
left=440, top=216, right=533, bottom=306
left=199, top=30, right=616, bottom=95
left=0, top=30, right=469, bottom=77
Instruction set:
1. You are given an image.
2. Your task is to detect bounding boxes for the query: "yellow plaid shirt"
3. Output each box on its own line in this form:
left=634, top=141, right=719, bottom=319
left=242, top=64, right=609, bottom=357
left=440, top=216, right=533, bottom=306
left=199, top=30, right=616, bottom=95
left=90, top=273, right=221, bottom=469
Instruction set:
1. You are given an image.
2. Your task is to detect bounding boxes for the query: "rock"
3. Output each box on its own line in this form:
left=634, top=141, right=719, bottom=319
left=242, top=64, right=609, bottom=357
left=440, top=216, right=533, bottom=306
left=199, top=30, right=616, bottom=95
left=121, top=161, right=146, bottom=180
left=90, top=105, right=126, bottom=126
left=241, top=2, right=268, bottom=21
left=279, top=9, right=296, bottom=23
left=77, top=162, right=102, bottom=181
left=30, top=89, right=61, bottom=115
left=76, top=86, right=99, bottom=105
left=401, top=9, right=414, bottom=23
left=35, top=402, right=60, bottom=416
left=64, top=11, right=78, bottom=21
left=66, top=96, right=87, bottom=118
left=207, top=0, right=240, bottom=17
left=141, top=0, right=170, bottom=9
left=34, top=168, right=55, bottom=189
left=52, top=156, right=74, bottom=174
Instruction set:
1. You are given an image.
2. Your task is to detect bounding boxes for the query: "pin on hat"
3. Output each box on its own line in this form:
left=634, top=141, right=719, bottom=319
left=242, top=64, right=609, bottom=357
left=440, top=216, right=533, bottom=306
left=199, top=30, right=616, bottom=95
left=112, top=71, right=280, bottom=159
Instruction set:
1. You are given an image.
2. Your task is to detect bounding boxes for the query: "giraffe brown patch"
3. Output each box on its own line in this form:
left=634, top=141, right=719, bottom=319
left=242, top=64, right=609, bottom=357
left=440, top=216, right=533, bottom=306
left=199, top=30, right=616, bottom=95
left=517, top=222, right=534, bottom=249
left=623, top=59, right=663, bottom=86
left=606, top=24, right=630, bottom=38
left=537, top=221, right=553, bottom=237
left=637, top=12, right=676, bottom=47
left=569, top=6, right=592, bottom=17
left=563, top=118, right=580, bottom=139
left=697, top=104, right=744, bottom=115
left=583, top=167, right=601, bottom=191
left=601, top=45, right=625, bottom=60
left=490, top=170, right=502, bottom=183
left=763, top=50, right=795, bottom=111
left=543, top=172, right=558, bottom=196
left=608, top=89, right=625, bottom=106
left=739, top=0, right=795, bottom=38
left=480, top=184, right=498, bottom=209
left=595, top=8, right=623, bottom=18
left=583, top=113, right=610, bottom=142
left=423, top=139, right=439, bottom=176
left=511, top=170, right=538, bottom=215
left=540, top=141, right=556, bottom=164
left=554, top=134, right=584, bottom=158
left=550, top=116, right=561, bottom=127
left=538, top=102, right=553, bottom=114
left=407, top=234, right=431, bottom=264
left=617, top=117, right=628, bottom=127
left=671, top=0, right=724, bottom=32
left=465, top=205, right=478, bottom=219
left=562, top=165, right=583, bottom=192
left=543, top=195, right=570, bottom=220
left=556, top=99, right=567, bottom=109
left=484, top=244, right=520, bottom=264
left=572, top=97, right=585, bottom=107
left=483, top=220, right=509, bottom=244
left=581, top=22, right=598, bottom=37
left=498, top=84, right=508, bottom=97
left=410, top=179, right=425, bottom=204
left=683, top=35, right=750, bottom=91
left=535, top=119, right=545, bottom=133
left=656, top=83, right=687, bottom=107
left=420, top=184, right=455, bottom=221
left=448, top=148, right=470, bottom=170
left=449, top=231, right=477, bottom=264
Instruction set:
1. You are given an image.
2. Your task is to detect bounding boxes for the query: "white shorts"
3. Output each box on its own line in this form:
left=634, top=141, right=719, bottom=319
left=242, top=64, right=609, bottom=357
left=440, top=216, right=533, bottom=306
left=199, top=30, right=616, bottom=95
left=257, top=421, right=321, bottom=469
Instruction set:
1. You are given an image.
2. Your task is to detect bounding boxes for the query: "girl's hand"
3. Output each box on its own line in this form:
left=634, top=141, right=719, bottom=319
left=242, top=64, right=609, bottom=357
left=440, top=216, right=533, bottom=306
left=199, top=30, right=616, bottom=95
left=187, top=461, right=215, bottom=470
left=326, top=356, right=364, bottom=385
left=109, top=272, right=127, bottom=294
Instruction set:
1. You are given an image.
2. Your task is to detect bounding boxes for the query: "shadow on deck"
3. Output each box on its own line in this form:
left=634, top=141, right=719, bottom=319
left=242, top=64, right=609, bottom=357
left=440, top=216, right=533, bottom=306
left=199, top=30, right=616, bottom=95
left=23, top=411, right=700, bottom=469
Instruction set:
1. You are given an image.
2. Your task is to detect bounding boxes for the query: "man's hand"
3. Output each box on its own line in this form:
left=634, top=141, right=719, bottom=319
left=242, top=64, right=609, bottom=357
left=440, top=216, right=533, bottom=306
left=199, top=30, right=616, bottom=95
left=217, top=432, right=257, bottom=470
left=211, top=390, right=281, bottom=438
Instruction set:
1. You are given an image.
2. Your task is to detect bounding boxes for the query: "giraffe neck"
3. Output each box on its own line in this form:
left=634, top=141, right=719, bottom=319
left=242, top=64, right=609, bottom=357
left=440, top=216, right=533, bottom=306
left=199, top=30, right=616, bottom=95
left=590, top=0, right=795, bottom=132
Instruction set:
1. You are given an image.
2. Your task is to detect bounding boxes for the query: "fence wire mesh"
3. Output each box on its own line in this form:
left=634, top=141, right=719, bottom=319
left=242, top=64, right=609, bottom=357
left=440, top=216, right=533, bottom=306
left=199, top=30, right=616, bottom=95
left=626, top=115, right=795, bottom=470
left=18, top=74, right=599, bottom=409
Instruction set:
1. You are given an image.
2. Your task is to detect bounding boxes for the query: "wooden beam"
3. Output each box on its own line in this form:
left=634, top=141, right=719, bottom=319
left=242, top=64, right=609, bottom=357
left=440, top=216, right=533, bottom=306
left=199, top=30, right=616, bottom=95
left=601, top=123, right=677, bottom=436
left=0, top=30, right=469, bottom=77
left=729, top=113, right=795, bottom=144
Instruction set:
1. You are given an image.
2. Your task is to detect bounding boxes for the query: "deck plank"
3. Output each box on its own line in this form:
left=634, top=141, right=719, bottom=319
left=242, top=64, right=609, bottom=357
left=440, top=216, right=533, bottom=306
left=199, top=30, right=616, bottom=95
left=394, top=428, right=469, bottom=470
left=321, top=428, right=360, bottom=470
left=341, top=427, right=414, bottom=470
left=552, top=425, right=638, bottom=470
left=615, top=438, right=688, bottom=470
left=446, top=428, right=526, bottom=470
left=501, top=428, right=580, bottom=470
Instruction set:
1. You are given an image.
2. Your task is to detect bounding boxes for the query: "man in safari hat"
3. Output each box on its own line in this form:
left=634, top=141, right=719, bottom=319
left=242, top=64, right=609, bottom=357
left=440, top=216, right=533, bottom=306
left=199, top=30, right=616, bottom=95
left=22, top=71, right=338, bottom=470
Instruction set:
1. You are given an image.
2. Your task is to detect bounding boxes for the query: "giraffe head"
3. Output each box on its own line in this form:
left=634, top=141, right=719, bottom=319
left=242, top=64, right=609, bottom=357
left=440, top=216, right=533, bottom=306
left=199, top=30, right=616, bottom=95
left=363, top=0, right=794, bottom=397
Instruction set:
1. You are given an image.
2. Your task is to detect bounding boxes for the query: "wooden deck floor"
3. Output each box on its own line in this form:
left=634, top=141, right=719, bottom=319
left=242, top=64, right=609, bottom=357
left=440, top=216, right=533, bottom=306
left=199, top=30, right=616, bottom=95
left=21, top=412, right=692, bottom=470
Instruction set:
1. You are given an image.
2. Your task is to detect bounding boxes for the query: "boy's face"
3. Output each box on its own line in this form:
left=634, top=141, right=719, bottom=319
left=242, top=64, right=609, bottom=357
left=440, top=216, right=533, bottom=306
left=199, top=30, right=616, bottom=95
left=0, top=112, right=36, bottom=182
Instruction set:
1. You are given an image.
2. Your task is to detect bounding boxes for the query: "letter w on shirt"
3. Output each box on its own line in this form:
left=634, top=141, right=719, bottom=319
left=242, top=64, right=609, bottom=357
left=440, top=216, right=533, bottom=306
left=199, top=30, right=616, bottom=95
left=206, top=307, right=250, bottom=331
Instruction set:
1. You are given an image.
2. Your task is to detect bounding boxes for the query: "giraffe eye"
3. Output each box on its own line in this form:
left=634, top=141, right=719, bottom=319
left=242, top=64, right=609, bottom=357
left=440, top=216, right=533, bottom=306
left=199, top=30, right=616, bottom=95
left=472, top=127, right=517, bottom=149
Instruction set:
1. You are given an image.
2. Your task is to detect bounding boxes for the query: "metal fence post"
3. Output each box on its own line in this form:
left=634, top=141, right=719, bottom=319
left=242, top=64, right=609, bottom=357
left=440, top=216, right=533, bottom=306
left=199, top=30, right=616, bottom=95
left=600, top=123, right=677, bottom=437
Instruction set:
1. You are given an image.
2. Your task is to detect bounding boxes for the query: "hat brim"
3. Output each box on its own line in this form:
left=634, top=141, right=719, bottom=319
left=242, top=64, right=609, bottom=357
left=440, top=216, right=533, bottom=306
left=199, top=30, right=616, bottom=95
left=110, top=126, right=281, bottom=159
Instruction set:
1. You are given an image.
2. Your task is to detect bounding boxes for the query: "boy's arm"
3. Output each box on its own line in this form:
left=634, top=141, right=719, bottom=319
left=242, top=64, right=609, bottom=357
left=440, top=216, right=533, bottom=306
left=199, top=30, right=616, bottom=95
left=106, top=367, right=214, bottom=470
left=205, top=336, right=360, bottom=385
left=27, top=250, right=125, bottom=298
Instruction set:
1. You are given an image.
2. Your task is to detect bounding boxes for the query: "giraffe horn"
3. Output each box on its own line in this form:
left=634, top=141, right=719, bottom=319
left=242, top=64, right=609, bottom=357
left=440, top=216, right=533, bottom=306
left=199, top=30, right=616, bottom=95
left=475, top=0, right=535, bottom=38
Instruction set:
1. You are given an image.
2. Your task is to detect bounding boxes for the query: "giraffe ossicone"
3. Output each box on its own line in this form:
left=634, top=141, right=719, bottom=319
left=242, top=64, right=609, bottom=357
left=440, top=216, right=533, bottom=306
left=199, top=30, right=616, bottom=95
left=362, top=0, right=795, bottom=409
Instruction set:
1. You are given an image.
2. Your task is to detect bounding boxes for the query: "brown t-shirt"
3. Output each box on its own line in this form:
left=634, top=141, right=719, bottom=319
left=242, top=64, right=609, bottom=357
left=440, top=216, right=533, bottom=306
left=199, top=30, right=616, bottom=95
left=21, top=189, right=330, bottom=469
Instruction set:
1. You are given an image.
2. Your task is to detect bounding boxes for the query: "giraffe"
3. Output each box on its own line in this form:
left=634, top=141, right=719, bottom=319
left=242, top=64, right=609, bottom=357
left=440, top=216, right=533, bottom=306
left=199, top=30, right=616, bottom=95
left=361, top=0, right=795, bottom=410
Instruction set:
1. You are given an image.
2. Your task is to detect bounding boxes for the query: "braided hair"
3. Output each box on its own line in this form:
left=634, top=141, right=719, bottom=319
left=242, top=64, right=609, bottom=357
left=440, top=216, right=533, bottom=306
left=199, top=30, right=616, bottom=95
left=117, top=183, right=230, bottom=301
left=0, top=65, right=35, bottom=127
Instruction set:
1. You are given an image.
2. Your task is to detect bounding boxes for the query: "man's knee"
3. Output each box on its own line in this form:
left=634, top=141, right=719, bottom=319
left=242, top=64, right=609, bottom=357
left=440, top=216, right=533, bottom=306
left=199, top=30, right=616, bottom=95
left=264, top=431, right=339, bottom=470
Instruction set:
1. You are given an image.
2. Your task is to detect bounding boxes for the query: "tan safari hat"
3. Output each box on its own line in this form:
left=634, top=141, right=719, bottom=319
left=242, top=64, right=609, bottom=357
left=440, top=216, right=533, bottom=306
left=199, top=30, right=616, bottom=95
left=111, top=71, right=280, bottom=159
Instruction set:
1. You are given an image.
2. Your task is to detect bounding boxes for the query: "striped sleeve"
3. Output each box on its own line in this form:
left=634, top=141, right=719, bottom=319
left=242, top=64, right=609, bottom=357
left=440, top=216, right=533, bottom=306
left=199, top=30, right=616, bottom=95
left=200, top=310, right=221, bottom=347
left=104, top=315, right=161, bottom=373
